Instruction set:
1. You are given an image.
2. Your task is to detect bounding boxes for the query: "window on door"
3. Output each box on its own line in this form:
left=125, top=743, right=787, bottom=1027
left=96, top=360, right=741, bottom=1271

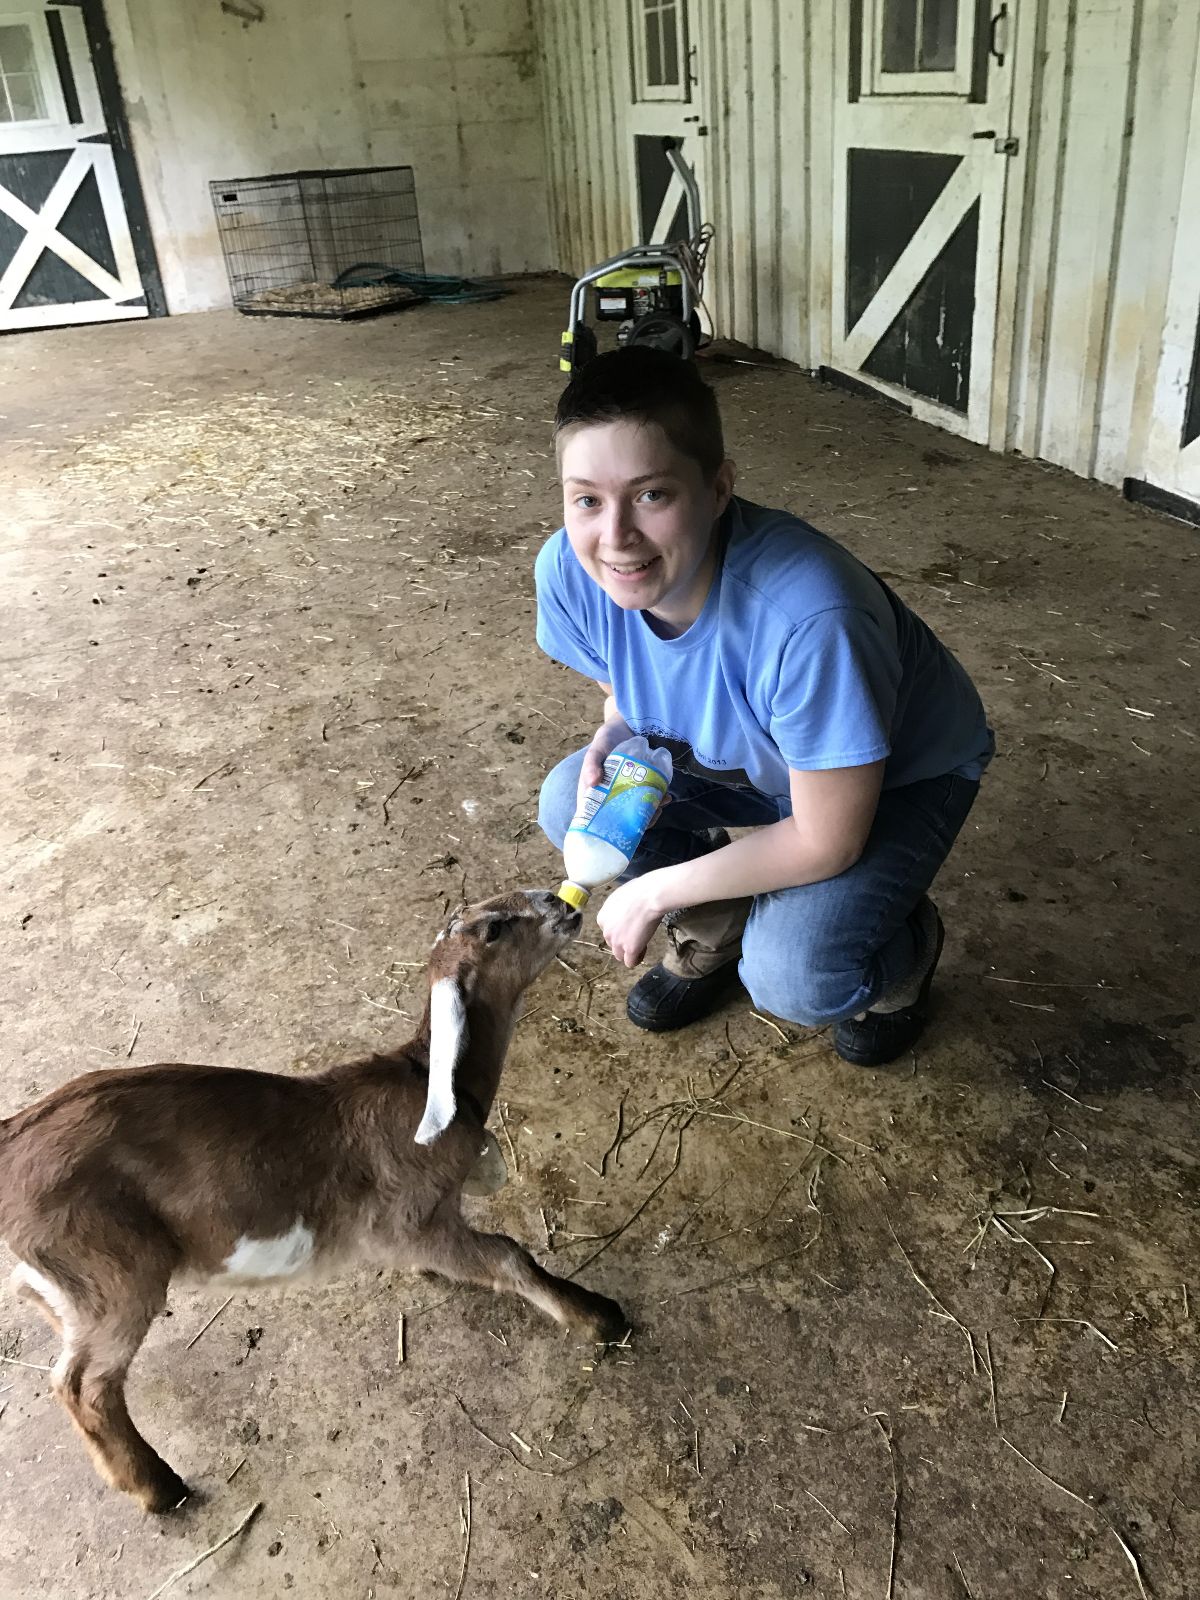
left=864, top=0, right=976, bottom=96
left=0, top=17, right=50, bottom=124
left=631, top=0, right=690, bottom=103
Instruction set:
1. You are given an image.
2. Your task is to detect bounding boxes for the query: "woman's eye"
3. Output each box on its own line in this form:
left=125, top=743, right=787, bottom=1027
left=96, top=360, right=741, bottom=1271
left=575, top=494, right=599, bottom=509
left=639, top=488, right=666, bottom=503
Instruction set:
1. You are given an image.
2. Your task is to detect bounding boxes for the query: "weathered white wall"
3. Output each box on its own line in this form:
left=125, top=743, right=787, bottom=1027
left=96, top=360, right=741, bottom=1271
left=106, top=0, right=551, bottom=313
left=534, top=0, right=827, bottom=370
left=536, top=0, right=1200, bottom=494
left=1008, top=0, right=1200, bottom=484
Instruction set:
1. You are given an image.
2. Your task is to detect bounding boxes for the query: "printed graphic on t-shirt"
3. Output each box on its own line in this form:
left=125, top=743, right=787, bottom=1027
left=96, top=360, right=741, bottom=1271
left=637, top=731, right=755, bottom=791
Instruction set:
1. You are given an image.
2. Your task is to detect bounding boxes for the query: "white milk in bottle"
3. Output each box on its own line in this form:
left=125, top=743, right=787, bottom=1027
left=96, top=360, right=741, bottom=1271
left=556, top=736, right=673, bottom=909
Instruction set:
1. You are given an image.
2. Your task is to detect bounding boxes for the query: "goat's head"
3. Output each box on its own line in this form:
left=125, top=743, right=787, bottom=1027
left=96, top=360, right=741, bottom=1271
left=415, top=889, right=580, bottom=1145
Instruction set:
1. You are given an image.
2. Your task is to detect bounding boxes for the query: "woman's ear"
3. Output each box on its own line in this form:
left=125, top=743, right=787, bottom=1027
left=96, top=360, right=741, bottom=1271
left=713, top=457, right=737, bottom=518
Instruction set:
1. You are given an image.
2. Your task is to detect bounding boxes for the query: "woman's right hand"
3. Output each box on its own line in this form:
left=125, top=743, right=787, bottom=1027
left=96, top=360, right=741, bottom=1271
left=578, top=714, right=630, bottom=807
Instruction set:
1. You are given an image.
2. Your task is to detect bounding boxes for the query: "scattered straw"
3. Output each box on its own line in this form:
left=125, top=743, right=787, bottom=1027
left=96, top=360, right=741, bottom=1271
left=672, top=1173, right=733, bottom=1244
left=0, top=1354, right=52, bottom=1372
left=599, top=1092, right=627, bottom=1177
left=496, top=1101, right=519, bottom=1178
left=875, top=1415, right=899, bottom=1600
left=125, top=1017, right=142, bottom=1058
left=396, top=1314, right=406, bottom=1365
left=185, top=1295, right=233, bottom=1351
left=1017, top=1316, right=1118, bottom=1352
left=658, top=1241, right=814, bottom=1303
left=1001, top=1438, right=1148, bottom=1598
left=448, top=1392, right=604, bottom=1476
left=144, top=1501, right=262, bottom=1600
left=804, top=1488, right=851, bottom=1536
left=953, top=1552, right=975, bottom=1598
left=1041, top=1079, right=1102, bottom=1112
left=750, top=1011, right=789, bottom=1044
left=884, top=1213, right=977, bottom=1373
left=1000, top=1435, right=1089, bottom=1509
left=381, top=762, right=425, bottom=824
left=569, top=1127, right=685, bottom=1276
left=984, top=1331, right=999, bottom=1429
left=451, top=1473, right=472, bottom=1600
left=1100, top=1511, right=1150, bottom=1599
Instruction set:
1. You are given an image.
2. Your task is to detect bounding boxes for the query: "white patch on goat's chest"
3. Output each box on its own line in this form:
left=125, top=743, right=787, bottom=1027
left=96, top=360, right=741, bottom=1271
left=222, top=1219, right=315, bottom=1279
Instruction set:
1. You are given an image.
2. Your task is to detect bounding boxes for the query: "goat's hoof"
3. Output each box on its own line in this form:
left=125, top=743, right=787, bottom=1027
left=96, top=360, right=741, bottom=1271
left=585, top=1295, right=632, bottom=1344
left=138, top=1467, right=191, bottom=1515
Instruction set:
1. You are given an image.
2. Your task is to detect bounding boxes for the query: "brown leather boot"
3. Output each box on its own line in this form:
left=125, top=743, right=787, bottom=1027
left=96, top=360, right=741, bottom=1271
left=627, top=892, right=751, bottom=1032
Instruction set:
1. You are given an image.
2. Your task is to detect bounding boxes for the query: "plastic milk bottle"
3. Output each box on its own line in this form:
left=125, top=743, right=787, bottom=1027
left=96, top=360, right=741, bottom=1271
left=557, top=736, right=674, bottom=909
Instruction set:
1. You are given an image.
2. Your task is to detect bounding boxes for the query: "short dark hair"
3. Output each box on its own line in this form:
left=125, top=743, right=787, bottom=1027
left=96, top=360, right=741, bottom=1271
left=554, top=346, right=726, bottom=479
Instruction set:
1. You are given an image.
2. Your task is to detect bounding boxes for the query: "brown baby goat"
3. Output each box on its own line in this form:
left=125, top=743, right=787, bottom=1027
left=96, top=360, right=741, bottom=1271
left=0, top=889, right=628, bottom=1513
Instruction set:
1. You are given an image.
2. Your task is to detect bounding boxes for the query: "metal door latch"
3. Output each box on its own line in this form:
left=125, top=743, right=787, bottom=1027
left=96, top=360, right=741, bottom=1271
left=971, top=131, right=1020, bottom=154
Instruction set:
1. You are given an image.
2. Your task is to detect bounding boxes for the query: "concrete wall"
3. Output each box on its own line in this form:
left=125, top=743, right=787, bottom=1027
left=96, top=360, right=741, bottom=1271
left=106, top=0, right=551, bottom=312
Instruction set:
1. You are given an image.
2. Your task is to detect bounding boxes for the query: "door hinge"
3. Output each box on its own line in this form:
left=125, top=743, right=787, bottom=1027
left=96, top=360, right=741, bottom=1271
left=994, top=135, right=1019, bottom=155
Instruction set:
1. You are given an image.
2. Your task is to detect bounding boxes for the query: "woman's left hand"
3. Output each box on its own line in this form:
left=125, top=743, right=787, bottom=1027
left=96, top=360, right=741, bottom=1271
left=596, top=876, right=669, bottom=968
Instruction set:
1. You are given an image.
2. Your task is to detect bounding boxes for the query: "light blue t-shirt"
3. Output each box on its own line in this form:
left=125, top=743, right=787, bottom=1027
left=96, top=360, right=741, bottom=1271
left=534, top=497, right=993, bottom=804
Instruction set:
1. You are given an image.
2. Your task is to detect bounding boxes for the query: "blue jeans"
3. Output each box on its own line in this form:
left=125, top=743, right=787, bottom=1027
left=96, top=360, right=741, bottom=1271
left=539, top=750, right=980, bottom=1026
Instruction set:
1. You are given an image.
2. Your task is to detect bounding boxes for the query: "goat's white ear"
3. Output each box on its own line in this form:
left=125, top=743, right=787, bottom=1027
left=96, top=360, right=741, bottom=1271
left=415, top=976, right=467, bottom=1145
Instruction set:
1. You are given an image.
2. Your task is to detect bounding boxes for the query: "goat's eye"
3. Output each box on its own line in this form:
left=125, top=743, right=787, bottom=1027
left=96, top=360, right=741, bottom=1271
left=484, top=918, right=507, bottom=943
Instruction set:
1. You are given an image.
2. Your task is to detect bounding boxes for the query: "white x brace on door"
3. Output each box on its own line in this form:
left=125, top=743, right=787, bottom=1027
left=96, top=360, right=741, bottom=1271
left=831, top=0, right=1022, bottom=443
left=0, top=4, right=149, bottom=330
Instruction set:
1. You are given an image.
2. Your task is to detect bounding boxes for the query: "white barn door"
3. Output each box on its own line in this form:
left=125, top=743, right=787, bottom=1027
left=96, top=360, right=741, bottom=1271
left=830, top=0, right=1022, bottom=443
left=1140, top=50, right=1200, bottom=521
left=625, top=0, right=708, bottom=246
left=0, top=3, right=155, bottom=330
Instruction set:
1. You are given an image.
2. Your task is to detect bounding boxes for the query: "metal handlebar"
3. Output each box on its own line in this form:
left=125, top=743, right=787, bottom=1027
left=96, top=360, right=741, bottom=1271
left=662, top=138, right=701, bottom=243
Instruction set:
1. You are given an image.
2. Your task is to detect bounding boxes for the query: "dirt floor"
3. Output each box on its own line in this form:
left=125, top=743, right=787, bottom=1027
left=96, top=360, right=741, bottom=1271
left=1, top=278, right=1198, bottom=1599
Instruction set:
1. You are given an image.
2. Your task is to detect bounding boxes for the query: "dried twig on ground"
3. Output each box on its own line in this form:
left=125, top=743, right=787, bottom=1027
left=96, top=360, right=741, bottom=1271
left=1016, top=1315, right=1118, bottom=1352
left=985, top=1331, right=999, bottom=1429
left=451, top=1473, right=472, bottom=1600
left=883, top=1213, right=978, bottom=1373
left=657, top=1240, right=816, bottom=1303
left=495, top=1100, right=519, bottom=1177
left=953, top=1552, right=976, bottom=1598
left=600, top=1092, right=627, bottom=1177
left=875, top=1415, right=899, bottom=1600
left=184, top=1295, right=233, bottom=1351
left=144, top=1502, right=262, bottom=1600
left=804, top=1488, right=852, bottom=1536
left=381, top=762, right=425, bottom=824
left=449, top=1392, right=605, bottom=1476
left=570, top=1126, right=686, bottom=1275
left=1000, top=1437, right=1148, bottom=1598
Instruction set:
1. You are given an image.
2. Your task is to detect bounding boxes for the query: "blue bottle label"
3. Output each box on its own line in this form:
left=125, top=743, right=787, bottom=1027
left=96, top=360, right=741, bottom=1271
left=567, top=758, right=669, bottom=860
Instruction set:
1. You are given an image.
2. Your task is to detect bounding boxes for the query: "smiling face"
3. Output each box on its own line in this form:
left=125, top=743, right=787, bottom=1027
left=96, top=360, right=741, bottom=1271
left=559, top=419, right=735, bottom=634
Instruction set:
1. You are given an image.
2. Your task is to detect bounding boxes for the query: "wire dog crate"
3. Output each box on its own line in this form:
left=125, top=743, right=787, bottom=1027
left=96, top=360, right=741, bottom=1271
left=209, top=166, right=425, bottom=319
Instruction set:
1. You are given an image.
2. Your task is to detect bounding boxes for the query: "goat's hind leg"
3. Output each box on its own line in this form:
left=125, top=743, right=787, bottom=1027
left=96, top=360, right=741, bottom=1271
left=20, top=1252, right=187, bottom=1514
left=413, top=1216, right=630, bottom=1341
left=59, top=1317, right=190, bottom=1515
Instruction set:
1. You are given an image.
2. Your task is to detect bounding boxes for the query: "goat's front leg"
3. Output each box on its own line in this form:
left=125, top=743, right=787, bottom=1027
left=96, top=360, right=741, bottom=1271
left=411, top=1216, right=630, bottom=1341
